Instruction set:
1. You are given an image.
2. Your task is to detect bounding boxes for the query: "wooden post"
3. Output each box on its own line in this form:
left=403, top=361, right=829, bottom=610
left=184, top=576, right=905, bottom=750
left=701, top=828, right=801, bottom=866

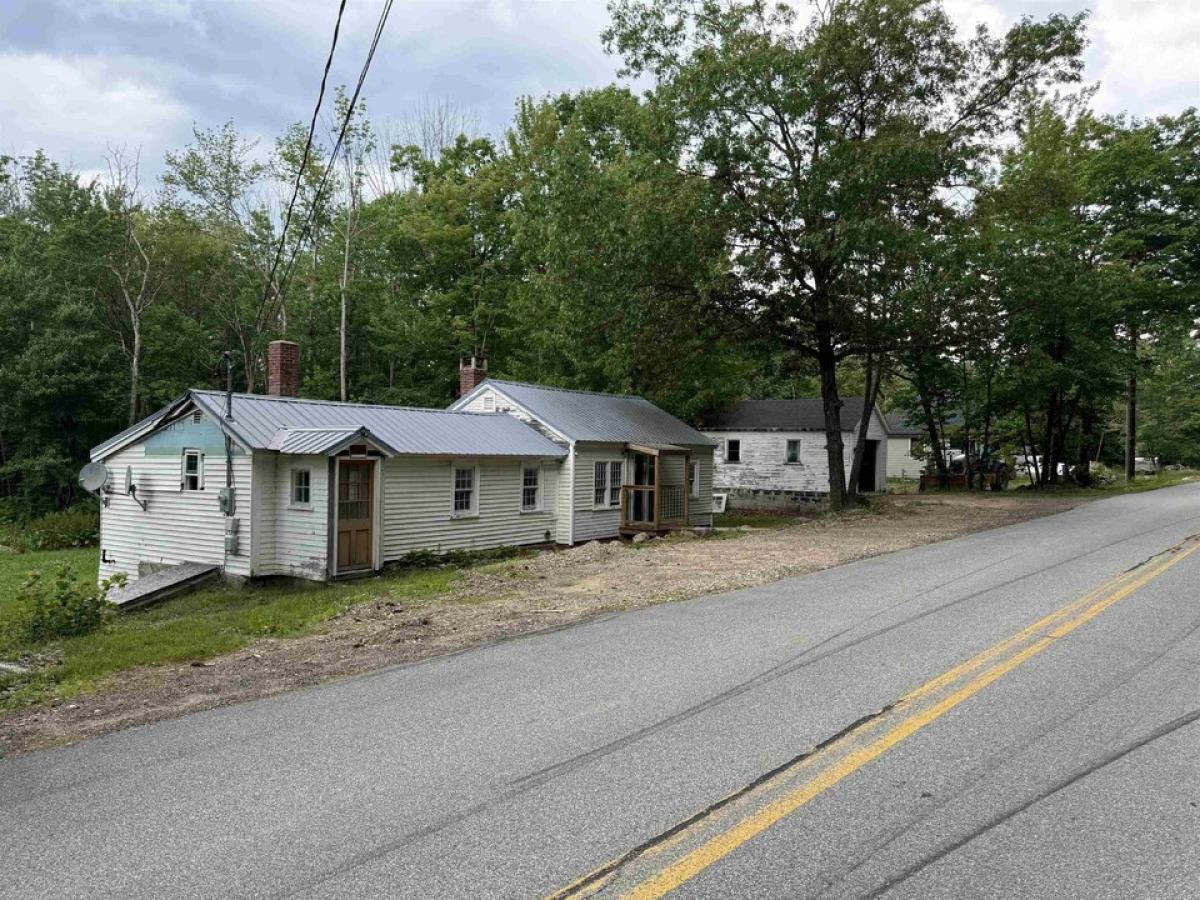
left=653, top=453, right=661, bottom=528
left=682, top=452, right=690, bottom=525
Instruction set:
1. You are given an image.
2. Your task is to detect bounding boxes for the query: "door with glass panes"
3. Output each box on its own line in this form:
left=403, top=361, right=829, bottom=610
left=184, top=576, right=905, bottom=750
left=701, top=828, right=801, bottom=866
left=337, top=460, right=373, bottom=571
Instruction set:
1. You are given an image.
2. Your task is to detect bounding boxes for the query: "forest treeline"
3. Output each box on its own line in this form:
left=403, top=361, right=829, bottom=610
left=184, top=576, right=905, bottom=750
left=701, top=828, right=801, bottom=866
left=0, top=0, right=1197, bottom=516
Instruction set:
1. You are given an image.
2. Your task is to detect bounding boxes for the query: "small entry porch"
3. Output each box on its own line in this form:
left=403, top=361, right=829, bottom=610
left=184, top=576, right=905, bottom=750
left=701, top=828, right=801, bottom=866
left=620, top=443, right=692, bottom=537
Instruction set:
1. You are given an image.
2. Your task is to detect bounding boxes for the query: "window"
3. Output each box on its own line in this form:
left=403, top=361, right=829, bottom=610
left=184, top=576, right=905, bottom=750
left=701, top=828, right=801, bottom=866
left=182, top=450, right=202, bottom=491
left=452, top=465, right=477, bottom=516
left=786, top=439, right=801, bottom=463
left=521, top=465, right=541, bottom=512
left=593, top=460, right=623, bottom=509
left=291, top=469, right=311, bottom=506
left=689, top=461, right=701, bottom=498
left=725, top=439, right=741, bottom=463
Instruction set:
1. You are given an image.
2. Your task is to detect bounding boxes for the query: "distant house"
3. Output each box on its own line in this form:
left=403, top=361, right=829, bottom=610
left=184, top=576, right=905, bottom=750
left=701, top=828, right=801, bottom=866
left=885, top=412, right=925, bottom=479
left=451, top=369, right=715, bottom=543
left=87, top=346, right=713, bottom=588
left=699, top=398, right=889, bottom=509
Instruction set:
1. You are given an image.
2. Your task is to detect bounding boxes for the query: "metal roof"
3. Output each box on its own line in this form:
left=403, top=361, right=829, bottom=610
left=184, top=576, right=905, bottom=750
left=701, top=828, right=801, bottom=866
left=700, top=398, right=871, bottom=433
left=93, top=391, right=567, bottom=460
left=267, top=426, right=401, bottom=456
left=465, top=379, right=715, bottom=447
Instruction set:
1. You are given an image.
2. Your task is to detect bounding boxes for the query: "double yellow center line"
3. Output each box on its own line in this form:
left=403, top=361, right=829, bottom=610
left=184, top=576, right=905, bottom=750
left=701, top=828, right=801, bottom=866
left=549, top=536, right=1200, bottom=899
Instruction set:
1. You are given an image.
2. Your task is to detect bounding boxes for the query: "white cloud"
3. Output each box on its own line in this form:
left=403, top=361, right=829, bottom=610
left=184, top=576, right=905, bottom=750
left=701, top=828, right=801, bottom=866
left=0, top=52, right=189, bottom=164
left=1090, top=0, right=1200, bottom=116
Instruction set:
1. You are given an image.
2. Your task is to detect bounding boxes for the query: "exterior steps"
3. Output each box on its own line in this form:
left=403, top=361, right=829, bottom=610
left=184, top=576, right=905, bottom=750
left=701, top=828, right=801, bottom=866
left=108, top=562, right=220, bottom=610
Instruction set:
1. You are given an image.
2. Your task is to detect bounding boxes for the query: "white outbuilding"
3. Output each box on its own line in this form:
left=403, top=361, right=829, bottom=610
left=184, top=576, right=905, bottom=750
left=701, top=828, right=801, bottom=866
left=700, top=398, right=889, bottom=509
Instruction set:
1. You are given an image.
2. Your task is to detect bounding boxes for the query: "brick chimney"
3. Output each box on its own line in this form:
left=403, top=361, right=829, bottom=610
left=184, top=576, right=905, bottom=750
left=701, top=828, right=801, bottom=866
left=459, top=356, right=488, bottom=397
left=267, top=340, right=300, bottom=397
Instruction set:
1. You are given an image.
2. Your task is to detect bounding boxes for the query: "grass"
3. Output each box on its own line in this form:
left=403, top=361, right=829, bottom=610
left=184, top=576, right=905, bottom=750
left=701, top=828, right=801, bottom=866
left=0, top=549, right=460, bottom=709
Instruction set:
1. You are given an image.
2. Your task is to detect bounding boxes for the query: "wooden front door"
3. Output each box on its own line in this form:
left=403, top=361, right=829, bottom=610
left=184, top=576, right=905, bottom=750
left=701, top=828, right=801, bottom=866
left=337, top=460, right=374, bottom=571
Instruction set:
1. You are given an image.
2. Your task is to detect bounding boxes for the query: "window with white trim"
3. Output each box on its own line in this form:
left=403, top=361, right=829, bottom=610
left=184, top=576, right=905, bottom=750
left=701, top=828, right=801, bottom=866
left=181, top=450, right=202, bottom=491
left=452, top=465, right=477, bottom=516
left=593, top=460, right=623, bottom=509
left=521, top=464, right=541, bottom=512
left=291, top=468, right=311, bottom=506
left=689, top=461, right=701, bottom=498
left=786, top=439, right=801, bottom=463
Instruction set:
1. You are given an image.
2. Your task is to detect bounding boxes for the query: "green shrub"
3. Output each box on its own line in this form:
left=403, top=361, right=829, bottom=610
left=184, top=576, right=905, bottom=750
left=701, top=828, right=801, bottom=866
left=14, top=564, right=122, bottom=644
left=7, top=508, right=100, bottom=552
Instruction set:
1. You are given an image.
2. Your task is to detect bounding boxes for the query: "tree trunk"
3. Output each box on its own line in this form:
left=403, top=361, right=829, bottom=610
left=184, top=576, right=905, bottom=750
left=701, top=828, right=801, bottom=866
left=128, top=322, right=142, bottom=425
left=817, top=330, right=848, bottom=511
left=918, top=392, right=946, bottom=476
left=339, top=217, right=352, bottom=402
left=1077, top=407, right=1095, bottom=485
left=846, top=354, right=882, bottom=501
left=1124, top=329, right=1137, bottom=482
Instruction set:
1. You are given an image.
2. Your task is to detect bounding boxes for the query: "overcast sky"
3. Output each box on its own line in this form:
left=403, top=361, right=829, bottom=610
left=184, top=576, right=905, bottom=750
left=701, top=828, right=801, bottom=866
left=1, top=0, right=1196, bottom=184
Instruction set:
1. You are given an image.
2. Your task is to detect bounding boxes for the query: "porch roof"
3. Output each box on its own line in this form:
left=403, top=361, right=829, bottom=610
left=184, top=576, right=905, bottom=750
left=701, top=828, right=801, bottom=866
left=267, top=426, right=399, bottom=457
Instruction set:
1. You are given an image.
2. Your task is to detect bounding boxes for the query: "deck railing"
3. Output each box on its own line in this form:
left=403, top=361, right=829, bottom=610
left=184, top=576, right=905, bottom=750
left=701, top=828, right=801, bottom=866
left=621, top=483, right=688, bottom=530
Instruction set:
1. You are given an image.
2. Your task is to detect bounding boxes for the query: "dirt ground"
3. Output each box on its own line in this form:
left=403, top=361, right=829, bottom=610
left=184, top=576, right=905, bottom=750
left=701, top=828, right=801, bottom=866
left=0, top=493, right=1078, bottom=755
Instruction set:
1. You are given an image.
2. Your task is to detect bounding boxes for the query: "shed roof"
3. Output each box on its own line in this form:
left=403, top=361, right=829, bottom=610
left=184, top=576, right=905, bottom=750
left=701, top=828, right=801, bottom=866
left=700, top=398, right=872, bottom=433
left=885, top=412, right=923, bottom=438
left=461, top=379, right=715, bottom=446
left=92, top=391, right=567, bottom=461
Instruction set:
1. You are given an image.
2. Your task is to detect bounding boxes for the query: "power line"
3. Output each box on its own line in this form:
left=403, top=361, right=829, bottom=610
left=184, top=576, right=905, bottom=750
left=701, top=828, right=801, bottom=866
left=258, top=0, right=347, bottom=325
left=258, top=0, right=396, bottom=332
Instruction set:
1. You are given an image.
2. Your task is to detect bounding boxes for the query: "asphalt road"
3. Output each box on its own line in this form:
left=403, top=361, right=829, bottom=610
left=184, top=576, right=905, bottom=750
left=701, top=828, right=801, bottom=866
left=4, top=484, right=1200, bottom=899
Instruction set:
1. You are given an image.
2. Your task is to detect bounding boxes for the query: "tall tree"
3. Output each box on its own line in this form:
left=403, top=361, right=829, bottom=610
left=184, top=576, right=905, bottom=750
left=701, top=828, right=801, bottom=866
left=605, top=0, right=1085, bottom=508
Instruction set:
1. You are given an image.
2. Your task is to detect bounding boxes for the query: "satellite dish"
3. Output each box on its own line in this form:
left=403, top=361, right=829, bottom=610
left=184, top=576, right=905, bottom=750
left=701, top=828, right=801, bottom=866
left=79, top=462, right=110, bottom=493
left=125, top=466, right=134, bottom=494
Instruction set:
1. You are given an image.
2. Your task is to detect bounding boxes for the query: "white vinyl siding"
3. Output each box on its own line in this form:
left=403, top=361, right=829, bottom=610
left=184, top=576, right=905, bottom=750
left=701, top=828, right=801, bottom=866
left=382, top=457, right=557, bottom=558
left=253, top=453, right=329, bottom=579
left=887, top=436, right=924, bottom=479
left=573, top=443, right=626, bottom=542
left=98, top=442, right=253, bottom=585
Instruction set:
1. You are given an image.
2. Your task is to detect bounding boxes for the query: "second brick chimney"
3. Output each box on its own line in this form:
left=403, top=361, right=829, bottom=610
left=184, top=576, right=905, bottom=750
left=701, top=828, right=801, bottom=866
left=267, top=340, right=300, bottom=397
left=459, top=356, right=488, bottom=397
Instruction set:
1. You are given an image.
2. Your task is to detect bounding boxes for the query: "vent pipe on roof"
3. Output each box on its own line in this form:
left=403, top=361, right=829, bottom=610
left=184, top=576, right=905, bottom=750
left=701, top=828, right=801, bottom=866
left=459, top=355, right=488, bottom=397
left=267, top=340, right=300, bottom=397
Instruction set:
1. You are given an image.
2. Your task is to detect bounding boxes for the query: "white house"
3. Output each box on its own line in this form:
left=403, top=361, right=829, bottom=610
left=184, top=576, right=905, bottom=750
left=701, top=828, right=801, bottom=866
left=699, top=398, right=889, bottom=509
left=451, top=369, right=716, bottom=544
left=87, top=345, right=713, bottom=589
left=884, top=412, right=925, bottom=479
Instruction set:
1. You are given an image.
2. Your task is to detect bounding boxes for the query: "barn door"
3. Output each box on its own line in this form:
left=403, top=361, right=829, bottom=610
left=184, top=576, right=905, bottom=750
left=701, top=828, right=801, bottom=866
left=337, top=460, right=374, bottom=571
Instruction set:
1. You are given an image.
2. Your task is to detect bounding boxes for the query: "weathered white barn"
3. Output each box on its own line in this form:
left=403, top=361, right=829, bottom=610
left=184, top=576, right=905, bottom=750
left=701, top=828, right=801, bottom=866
left=884, top=412, right=925, bottom=479
left=88, top=346, right=713, bottom=589
left=700, top=398, right=889, bottom=509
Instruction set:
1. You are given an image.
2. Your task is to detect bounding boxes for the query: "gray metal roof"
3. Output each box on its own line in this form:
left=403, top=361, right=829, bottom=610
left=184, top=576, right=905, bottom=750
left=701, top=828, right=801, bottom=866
left=93, top=391, right=567, bottom=460
left=267, top=426, right=402, bottom=456
left=466, top=379, right=715, bottom=447
left=700, top=398, right=871, bottom=433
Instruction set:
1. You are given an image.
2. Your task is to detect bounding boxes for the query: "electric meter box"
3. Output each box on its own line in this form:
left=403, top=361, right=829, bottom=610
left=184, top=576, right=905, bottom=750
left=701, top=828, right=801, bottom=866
left=218, top=487, right=236, bottom=515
